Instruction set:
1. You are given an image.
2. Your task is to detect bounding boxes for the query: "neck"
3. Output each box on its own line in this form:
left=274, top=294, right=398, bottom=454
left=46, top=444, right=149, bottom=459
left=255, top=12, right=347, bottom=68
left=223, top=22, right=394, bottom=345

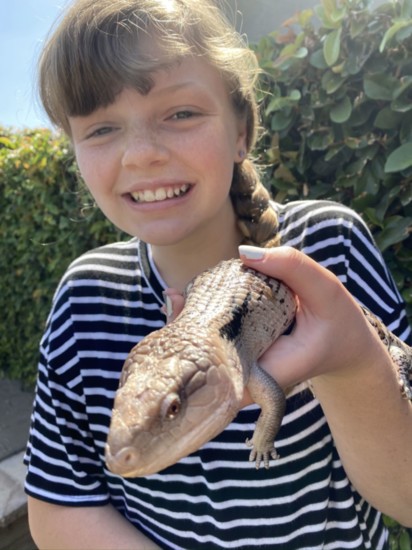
left=151, top=208, right=242, bottom=291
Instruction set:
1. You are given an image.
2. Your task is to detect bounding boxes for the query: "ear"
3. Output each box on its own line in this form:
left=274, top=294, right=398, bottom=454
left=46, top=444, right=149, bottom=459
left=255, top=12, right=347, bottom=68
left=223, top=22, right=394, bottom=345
left=234, top=124, right=248, bottom=162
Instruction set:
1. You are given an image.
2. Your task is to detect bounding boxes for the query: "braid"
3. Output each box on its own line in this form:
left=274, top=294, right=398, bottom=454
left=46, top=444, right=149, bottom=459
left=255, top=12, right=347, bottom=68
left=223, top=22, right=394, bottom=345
left=230, top=160, right=280, bottom=249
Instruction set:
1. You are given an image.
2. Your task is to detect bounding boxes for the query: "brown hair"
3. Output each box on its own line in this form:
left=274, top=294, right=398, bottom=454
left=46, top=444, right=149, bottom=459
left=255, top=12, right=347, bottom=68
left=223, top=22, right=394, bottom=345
left=39, top=0, right=279, bottom=247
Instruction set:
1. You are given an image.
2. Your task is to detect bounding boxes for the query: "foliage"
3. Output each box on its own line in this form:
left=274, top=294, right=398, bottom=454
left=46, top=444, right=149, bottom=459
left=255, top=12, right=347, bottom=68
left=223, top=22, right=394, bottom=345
left=385, top=515, right=412, bottom=550
left=0, top=128, right=124, bottom=386
left=253, top=0, right=412, bottom=319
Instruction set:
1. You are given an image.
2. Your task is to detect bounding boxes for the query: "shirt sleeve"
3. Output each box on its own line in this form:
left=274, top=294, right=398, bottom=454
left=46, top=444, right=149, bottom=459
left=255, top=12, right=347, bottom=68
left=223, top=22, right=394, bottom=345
left=24, top=279, right=110, bottom=506
left=340, top=206, right=411, bottom=345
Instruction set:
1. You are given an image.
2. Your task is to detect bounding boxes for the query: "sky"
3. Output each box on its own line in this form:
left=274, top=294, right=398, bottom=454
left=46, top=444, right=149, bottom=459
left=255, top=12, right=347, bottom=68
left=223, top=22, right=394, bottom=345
left=0, top=0, right=66, bottom=129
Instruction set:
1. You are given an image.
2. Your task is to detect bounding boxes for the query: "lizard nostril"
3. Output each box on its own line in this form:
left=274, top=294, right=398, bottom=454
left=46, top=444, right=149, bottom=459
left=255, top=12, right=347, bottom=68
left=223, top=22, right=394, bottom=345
left=121, top=447, right=138, bottom=465
left=106, top=446, right=140, bottom=475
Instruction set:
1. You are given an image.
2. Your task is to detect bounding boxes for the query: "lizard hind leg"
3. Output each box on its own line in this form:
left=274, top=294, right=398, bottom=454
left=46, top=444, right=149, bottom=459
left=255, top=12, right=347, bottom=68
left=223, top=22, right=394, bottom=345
left=245, top=362, right=286, bottom=469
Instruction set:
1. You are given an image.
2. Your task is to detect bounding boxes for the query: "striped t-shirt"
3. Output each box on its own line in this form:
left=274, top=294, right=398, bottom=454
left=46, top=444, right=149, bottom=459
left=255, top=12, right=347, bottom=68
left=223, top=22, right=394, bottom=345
left=25, top=200, right=411, bottom=549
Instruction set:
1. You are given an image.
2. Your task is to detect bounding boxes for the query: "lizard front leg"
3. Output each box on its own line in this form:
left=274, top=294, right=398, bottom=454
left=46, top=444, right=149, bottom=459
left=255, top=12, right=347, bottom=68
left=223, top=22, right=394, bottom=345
left=389, top=344, right=412, bottom=401
left=245, top=362, right=286, bottom=469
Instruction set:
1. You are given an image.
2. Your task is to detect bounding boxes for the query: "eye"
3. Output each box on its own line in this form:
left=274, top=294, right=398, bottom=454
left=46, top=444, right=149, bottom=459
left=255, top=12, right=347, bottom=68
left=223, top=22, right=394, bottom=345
left=86, top=125, right=118, bottom=139
left=170, top=110, right=197, bottom=121
left=161, top=393, right=182, bottom=420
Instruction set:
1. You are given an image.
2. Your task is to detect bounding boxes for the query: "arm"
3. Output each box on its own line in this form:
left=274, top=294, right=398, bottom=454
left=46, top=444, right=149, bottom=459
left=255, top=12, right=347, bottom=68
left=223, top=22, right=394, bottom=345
left=28, top=496, right=161, bottom=550
left=239, top=245, right=412, bottom=527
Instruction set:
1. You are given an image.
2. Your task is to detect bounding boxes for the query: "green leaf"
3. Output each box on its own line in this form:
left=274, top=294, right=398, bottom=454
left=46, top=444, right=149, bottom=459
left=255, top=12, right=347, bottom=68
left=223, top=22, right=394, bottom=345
left=323, top=27, right=342, bottom=66
left=298, top=9, right=314, bottom=27
left=374, top=107, right=403, bottom=129
left=380, top=20, right=412, bottom=52
left=375, top=216, right=412, bottom=251
left=321, top=70, right=346, bottom=94
left=364, top=74, right=399, bottom=100
left=270, top=111, right=293, bottom=132
left=402, top=0, right=412, bottom=18
left=330, top=96, right=352, bottom=123
left=391, top=76, right=412, bottom=112
left=294, top=47, right=308, bottom=59
left=384, top=142, right=412, bottom=172
left=307, top=129, right=334, bottom=150
left=310, top=49, right=328, bottom=69
left=399, top=529, right=412, bottom=550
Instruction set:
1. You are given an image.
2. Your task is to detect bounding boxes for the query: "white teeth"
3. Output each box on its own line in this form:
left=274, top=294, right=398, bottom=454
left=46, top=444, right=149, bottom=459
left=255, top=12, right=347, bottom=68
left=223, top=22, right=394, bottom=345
left=143, top=190, right=155, bottom=202
left=131, top=185, right=189, bottom=203
left=155, top=188, right=167, bottom=201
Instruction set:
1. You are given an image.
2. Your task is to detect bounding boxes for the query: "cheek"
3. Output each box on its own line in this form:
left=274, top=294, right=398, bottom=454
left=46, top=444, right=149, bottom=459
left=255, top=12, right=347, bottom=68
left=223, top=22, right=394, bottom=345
left=75, top=148, right=112, bottom=194
left=191, top=125, right=238, bottom=171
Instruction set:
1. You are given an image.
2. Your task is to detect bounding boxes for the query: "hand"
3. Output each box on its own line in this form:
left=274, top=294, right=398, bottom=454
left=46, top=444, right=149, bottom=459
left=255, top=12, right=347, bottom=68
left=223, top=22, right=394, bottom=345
left=238, top=245, right=383, bottom=389
left=162, top=246, right=383, bottom=403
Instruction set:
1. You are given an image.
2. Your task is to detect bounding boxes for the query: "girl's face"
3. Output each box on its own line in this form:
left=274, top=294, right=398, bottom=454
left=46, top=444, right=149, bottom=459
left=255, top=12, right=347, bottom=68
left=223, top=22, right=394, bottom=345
left=69, top=56, right=247, bottom=249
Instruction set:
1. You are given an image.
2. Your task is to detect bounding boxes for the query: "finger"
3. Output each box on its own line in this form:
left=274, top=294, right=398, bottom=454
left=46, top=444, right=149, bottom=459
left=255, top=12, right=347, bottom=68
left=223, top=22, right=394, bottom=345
left=238, top=245, right=352, bottom=315
left=162, top=289, right=185, bottom=323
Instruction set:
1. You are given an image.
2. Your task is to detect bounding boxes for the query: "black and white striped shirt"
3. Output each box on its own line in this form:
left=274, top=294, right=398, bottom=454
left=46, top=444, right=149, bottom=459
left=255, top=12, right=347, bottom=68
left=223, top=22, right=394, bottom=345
left=25, top=200, right=411, bottom=549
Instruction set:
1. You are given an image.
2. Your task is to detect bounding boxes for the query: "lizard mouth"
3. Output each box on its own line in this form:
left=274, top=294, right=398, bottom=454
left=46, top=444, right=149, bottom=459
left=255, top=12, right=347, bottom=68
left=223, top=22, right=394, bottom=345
left=130, top=184, right=191, bottom=203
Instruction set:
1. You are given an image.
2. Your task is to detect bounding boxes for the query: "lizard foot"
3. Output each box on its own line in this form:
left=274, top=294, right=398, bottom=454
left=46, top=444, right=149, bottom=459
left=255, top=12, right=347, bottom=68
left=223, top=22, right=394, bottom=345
left=389, top=346, right=412, bottom=402
left=245, top=438, right=280, bottom=469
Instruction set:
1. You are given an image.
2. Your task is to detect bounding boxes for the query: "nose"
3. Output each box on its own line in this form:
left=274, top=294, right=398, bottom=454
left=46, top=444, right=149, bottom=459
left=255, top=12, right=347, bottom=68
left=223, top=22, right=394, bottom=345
left=121, top=129, right=170, bottom=169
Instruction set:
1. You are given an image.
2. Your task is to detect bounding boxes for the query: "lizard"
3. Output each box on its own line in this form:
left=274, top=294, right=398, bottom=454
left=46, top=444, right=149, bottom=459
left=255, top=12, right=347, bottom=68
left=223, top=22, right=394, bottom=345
left=105, top=258, right=412, bottom=478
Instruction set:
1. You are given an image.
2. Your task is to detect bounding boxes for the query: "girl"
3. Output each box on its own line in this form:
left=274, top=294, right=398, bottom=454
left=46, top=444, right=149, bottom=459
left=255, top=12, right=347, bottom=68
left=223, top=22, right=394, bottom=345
left=25, top=0, right=412, bottom=548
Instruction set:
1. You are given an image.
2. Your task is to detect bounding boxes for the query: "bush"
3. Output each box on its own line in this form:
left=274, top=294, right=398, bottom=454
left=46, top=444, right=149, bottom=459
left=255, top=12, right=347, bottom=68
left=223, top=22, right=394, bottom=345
left=0, top=128, right=124, bottom=386
left=253, top=0, right=412, bottom=320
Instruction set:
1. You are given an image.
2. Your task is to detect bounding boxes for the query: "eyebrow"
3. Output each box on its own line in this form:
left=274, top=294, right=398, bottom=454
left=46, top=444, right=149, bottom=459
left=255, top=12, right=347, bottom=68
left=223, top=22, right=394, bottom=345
left=152, top=80, right=202, bottom=95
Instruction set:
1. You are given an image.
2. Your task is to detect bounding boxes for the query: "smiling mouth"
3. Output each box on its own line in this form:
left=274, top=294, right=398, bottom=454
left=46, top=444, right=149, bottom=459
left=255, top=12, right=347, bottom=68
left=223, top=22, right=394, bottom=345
left=130, top=184, right=191, bottom=204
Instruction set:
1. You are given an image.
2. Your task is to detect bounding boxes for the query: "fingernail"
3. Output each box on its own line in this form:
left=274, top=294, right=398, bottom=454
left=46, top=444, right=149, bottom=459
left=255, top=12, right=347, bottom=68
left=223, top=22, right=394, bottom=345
left=163, top=294, right=173, bottom=318
left=238, top=245, right=265, bottom=261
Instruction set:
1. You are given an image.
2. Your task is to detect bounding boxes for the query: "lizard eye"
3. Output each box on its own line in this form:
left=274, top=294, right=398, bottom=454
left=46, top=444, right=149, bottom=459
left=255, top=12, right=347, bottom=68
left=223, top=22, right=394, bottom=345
left=161, top=393, right=181, bottom=420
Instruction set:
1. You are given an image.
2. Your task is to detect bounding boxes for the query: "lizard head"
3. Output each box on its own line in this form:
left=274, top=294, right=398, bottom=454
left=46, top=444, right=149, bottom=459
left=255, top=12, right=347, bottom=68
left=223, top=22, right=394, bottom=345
left=105, top=346, right=242, bottom=477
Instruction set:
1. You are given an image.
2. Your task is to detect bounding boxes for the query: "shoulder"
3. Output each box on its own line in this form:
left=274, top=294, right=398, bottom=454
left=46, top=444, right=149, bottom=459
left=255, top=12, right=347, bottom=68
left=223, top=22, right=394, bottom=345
left=273, top=200, right=411, bottom=341
left=43, top=238, right=146, bottom=332
left=274, top=199, right=369, bottom=241
left=51, top=238, right=141, bottom=300
left=273, top=199, right=379, bottom=262
left=63, top=238, right=140, bottom=281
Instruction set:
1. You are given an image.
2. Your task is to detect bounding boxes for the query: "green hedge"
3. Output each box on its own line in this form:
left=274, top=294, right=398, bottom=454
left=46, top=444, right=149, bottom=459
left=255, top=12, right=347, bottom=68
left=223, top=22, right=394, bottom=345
left=0, top=128, right=123, bottom=386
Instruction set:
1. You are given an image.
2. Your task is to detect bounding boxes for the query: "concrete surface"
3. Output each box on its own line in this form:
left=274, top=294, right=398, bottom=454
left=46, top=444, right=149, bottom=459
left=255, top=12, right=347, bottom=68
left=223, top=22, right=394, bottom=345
left=0, top=379, right=35, bottom=549
left=0, top=379, right=33, bottom=462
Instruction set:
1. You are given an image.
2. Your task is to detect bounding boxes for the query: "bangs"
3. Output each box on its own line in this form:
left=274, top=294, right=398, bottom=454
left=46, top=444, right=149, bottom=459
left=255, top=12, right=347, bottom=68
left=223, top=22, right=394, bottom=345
left=40, top=5, right=193, bottom=131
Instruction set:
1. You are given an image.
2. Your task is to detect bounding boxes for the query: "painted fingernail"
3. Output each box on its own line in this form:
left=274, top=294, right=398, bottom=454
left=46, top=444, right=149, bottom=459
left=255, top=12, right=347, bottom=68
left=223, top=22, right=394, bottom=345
left=164, top=294, right=173, bottom=318
left=238, top=245, right=265, bottom=261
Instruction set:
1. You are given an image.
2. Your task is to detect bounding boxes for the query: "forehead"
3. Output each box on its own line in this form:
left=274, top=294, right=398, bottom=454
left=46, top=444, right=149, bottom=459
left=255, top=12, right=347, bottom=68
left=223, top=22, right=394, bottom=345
left=147, top=56, right=229, bottom=96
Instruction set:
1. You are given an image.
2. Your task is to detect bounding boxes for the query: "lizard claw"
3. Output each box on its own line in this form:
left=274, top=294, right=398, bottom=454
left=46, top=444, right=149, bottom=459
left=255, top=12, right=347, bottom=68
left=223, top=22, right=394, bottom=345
left=246, top=438, right=279, bottom=469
